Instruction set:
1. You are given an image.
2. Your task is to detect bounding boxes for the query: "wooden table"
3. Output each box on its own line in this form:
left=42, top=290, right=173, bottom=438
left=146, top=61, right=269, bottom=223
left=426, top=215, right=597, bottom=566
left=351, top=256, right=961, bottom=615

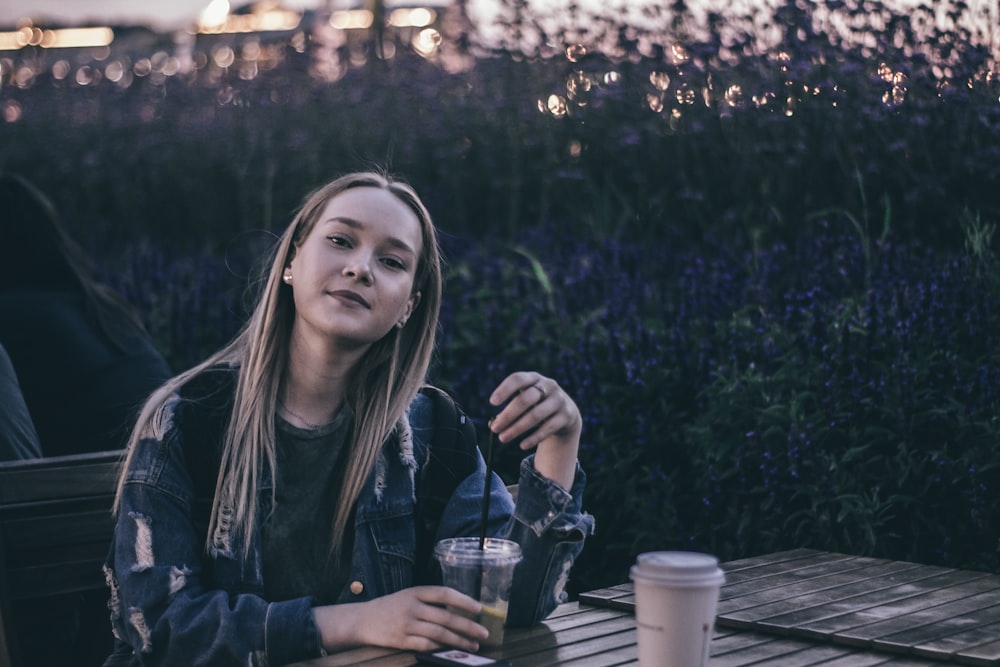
left=291, top=549, right=1000, bottom=666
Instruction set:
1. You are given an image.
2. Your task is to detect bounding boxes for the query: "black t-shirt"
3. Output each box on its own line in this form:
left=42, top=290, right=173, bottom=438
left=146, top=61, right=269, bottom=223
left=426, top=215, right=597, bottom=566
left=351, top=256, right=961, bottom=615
left=262, top=408, right=355, bottom=604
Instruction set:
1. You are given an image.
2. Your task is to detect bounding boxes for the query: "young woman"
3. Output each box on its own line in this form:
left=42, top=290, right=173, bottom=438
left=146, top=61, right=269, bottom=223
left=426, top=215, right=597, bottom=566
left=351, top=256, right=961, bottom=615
left=103, top=171, right=594, bottom=666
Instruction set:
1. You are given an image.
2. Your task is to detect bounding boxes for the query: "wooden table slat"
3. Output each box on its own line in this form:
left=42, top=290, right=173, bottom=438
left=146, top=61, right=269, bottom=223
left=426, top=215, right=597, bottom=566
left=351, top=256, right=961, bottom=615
left=710, top=634, right=854, bottom=667
left=709, top=628, right=782, bottom=652
left=349, top=654, right=415, bottom=666
left=723, top=565, right=971, bottom=629
left=574, top=584, right=631, bottom=601
left=876, top=610, right=1000, bottom=661
left=804, top=573, right=1000, bottom=642
left=539, top=607, right=630, bottom=632
left=822, top=587, right=1000, bottom=656
left=716, top=548, right=827, bottom=574
left=504, top=625, right=636, bottom=665
left=293, top=646, right=399, bottom=666
left=515, top=613, right=635, bottom=649
left=718, top=558, right=925, bottom=612
left=576, top=584, right=635, bottom=612
left=721, top=550, right=857, bottom=585
left=747, top=643, right=885, bottom=667
left=554, top=643, right=637, bottom=667
left=804, top=654, right=897, bottom=667
left=911, top=619, right=1000, bottom=663
left=955, top=637, right=1000, bottom=666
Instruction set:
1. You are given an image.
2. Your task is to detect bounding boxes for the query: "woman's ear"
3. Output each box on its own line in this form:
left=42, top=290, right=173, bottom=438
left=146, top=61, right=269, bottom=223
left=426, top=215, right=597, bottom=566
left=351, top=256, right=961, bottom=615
left=397, top=291, right=421, bottom=328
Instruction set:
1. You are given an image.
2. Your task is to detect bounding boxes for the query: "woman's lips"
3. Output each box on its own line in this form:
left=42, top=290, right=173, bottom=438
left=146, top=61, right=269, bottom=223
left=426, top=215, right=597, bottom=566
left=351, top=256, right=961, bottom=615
left=329, top=289, right=370, bottom=308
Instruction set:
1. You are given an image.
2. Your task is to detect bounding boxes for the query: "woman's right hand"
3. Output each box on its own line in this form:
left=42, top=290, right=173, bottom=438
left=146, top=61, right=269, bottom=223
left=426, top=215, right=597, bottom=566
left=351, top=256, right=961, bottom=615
left=313, top=585, right=488, bottom=654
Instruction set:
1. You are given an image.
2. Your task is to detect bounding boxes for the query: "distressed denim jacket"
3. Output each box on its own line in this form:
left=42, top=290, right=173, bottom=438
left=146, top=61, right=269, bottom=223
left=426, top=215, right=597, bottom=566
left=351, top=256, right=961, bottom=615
left=103, top=374, right=594, bottom=667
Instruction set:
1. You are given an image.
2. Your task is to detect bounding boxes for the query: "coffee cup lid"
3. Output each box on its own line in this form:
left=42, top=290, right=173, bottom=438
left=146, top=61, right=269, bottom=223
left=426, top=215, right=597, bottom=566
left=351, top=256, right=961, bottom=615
left=629, top=551, right=725, bottom=587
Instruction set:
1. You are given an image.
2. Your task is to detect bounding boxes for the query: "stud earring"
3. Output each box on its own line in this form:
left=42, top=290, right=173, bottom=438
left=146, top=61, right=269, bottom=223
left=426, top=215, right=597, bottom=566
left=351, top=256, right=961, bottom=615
left=283, top=273, right=292, bottom=283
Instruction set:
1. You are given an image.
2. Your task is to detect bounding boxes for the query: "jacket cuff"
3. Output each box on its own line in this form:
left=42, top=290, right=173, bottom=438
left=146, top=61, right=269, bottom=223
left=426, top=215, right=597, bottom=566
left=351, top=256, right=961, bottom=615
left=264, top=597, right=323, bottom=665
left=515, top=455, right=588, bottom=536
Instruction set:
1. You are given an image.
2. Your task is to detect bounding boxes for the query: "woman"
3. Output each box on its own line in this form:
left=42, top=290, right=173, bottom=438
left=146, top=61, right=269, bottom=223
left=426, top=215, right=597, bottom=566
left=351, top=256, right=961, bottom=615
left=103, top=171, right=593, bottom=666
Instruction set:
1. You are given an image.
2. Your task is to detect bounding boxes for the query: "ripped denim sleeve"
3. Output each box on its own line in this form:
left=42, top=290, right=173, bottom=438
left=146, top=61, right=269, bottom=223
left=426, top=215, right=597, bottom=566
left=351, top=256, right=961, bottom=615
left=102, top=420, right=322, bottom=667
left=504, top=455, right=595, bottom=627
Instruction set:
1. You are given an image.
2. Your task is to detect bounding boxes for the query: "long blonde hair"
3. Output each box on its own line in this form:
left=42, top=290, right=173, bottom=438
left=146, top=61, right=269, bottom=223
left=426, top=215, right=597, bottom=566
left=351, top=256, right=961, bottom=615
left=115, top=171, right=442, bottom=561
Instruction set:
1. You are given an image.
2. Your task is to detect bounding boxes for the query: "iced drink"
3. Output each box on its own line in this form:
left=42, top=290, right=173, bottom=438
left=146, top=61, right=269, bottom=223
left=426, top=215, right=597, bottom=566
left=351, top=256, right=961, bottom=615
left=434, top=537, right=522, bottom=648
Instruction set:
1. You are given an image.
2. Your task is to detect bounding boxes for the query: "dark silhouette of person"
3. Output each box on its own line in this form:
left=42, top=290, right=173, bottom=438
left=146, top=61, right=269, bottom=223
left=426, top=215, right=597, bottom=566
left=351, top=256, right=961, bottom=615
left=0, top=173, right=172, bottom=459
left=0, top=172, right=173, bottom=667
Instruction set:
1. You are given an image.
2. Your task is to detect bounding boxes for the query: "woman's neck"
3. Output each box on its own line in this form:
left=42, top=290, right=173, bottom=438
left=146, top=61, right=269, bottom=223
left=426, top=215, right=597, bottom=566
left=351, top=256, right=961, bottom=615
left=281, top=335, right=363, bottom=427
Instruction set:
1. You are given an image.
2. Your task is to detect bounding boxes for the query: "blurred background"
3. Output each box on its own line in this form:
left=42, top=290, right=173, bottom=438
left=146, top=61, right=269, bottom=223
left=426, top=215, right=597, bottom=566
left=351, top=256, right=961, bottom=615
left=2, top=0, right=1000, bottom=597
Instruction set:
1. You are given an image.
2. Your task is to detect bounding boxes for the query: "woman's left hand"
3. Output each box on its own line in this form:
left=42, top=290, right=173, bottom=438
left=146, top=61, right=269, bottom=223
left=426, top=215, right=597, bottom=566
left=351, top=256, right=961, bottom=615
left=489, top=371, right=581, bottom=490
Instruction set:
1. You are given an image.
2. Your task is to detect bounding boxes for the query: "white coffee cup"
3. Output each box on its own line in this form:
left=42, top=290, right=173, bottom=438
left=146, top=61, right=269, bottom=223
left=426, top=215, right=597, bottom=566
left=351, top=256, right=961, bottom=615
left=630, top=551, right=726, bottom=667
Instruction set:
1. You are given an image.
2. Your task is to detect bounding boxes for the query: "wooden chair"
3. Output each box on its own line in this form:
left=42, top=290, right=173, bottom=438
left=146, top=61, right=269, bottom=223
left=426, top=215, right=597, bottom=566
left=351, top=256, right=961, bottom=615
left=0, top=450, right=122, bottom=667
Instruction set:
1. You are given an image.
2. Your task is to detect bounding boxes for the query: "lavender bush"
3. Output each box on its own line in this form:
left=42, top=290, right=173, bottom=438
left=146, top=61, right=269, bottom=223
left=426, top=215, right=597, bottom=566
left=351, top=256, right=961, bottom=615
left=2, top=0, right=999, bottom=592
left=433, top=218, right=1000, bottom=591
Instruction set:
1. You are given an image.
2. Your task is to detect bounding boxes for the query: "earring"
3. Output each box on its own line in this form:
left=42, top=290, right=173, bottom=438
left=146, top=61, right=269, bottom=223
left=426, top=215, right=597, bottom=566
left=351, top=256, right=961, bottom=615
left=283, top=273, right=292, bottom=283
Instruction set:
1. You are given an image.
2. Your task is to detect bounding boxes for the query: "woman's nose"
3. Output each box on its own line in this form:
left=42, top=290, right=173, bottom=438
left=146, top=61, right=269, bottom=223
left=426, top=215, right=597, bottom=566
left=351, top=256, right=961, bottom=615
left=343, top=254, right=373, bottom=284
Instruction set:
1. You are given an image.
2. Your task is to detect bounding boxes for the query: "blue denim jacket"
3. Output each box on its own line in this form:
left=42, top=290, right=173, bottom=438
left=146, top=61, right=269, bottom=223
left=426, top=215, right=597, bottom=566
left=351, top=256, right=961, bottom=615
left=102, top=380, right=594, bottom=667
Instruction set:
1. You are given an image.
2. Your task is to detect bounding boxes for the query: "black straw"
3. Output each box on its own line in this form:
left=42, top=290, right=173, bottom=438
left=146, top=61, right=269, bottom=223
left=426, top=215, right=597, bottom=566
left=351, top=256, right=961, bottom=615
left=479, top=427, right=495, bottom=550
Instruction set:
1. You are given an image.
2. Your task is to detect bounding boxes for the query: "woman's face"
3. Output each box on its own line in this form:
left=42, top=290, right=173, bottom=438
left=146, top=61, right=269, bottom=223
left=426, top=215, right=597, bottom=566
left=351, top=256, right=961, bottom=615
left=285, top=186, right=423, bottom=355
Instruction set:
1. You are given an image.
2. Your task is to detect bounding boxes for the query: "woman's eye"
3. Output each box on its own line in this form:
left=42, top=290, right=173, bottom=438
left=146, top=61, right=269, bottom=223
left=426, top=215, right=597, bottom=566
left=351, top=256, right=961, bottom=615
left=382, top=257, right=406, bottom=270
left=327, top=235, right=351, bottom=247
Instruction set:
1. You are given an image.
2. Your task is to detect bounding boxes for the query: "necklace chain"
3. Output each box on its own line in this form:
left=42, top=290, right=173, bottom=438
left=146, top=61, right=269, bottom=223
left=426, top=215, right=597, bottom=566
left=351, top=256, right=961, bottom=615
left=278, top=400, right=326, bottom=429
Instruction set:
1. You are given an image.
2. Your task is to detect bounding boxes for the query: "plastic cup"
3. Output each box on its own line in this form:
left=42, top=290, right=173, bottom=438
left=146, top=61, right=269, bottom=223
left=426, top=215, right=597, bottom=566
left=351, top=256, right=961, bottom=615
left=629, top=551, right=726, bottom=667
left=434, top=537, right=523, bottom=648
